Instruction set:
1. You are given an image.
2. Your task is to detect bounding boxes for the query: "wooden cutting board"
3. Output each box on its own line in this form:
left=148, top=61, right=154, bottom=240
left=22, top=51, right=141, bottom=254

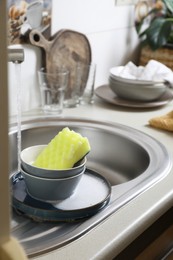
left=29, top=29, right=92, bottom=95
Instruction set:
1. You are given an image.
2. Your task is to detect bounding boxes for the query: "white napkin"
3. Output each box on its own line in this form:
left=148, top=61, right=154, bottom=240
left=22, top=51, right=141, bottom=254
left=117, top=60, right=173, bottom=86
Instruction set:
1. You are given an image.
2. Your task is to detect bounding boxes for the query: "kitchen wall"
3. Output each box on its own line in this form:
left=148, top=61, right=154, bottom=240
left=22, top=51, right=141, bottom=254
left=8, top=0, right=139, bottom=116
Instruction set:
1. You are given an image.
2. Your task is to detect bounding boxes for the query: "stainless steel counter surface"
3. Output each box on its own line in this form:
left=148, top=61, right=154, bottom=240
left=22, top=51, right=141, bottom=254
left=13, top=95, right=173, bottom=260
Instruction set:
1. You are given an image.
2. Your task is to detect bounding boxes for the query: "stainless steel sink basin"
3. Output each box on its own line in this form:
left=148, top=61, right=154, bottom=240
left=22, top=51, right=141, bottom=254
left=9, top=117, right=172, bottom=257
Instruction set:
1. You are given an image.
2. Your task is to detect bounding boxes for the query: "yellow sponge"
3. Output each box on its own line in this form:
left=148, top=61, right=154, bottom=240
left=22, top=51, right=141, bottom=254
left=33, top=127, right=90, bottom=170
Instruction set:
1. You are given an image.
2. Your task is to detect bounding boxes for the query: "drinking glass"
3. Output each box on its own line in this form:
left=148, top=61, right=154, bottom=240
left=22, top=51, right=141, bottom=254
left=76, top=63, right=96, bottom=104
left=38, top=68, right=69, bottom=114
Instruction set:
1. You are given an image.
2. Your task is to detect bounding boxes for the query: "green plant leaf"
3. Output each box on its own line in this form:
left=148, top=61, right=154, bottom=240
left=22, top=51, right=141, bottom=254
left=135, top=8, right=160, bottom=34
left=163, top=0, right=173, bottom=13
left=146, top=18, right=172, bottom=50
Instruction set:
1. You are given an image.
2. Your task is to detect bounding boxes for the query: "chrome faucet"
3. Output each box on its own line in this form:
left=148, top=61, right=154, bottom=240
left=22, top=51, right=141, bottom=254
left=8, top=47, right=24, bottom=63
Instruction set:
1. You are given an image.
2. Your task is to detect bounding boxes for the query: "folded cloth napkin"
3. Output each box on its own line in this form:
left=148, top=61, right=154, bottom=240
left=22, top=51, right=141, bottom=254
left=118, top=60, right=173, bottom=86
left=149, top=111, right=173, bottom=132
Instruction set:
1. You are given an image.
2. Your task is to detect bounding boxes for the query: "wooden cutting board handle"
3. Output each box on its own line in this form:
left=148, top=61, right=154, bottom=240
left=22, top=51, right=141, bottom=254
left=29, top=29, right=52, bottom=51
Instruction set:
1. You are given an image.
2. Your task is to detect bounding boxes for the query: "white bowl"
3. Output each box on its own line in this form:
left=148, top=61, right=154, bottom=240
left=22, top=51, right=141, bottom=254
left=110, top=66, right=164, bottom=85
left=21, top=166, right=84, bottom=201
left=21, top=145, right=86, bottom=179
left=109, top=76, right=167, bottom=102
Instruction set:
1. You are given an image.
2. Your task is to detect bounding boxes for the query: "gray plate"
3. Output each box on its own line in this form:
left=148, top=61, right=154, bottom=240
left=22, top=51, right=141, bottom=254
left=12, top=169, right=111, bottom=222
left=95, top=85, right=173, bottom=108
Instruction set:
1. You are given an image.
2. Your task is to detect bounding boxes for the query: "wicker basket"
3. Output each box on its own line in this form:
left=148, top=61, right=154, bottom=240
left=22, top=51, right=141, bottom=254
left=139, top=45, right=173, bottom=70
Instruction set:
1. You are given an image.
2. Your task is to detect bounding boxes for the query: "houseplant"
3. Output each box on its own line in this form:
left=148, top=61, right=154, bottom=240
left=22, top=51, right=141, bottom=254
left=135, top=0, right=173, bottom=69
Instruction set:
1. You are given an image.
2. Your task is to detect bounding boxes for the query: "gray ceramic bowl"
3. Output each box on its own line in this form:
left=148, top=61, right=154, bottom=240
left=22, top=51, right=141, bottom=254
left=21, top=145, right=86, bottom=179
left=109, top=76, right=167, bottom=102
left=21, top=166, right=84, bottom=201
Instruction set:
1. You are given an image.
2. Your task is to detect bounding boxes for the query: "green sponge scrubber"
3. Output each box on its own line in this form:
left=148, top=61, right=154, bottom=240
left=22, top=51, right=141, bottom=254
left=33, top=127, right=90, bottom=170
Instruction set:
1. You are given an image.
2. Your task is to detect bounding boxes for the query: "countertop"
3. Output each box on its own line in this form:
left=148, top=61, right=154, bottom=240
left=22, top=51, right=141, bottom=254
left=17, top=94, right=173, bottom=260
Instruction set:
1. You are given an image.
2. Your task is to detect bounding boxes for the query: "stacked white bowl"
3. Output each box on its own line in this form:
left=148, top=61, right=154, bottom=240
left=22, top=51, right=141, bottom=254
left=109, top=61, right=170, bottom=102
left=21, top=145, right=86, bottom=201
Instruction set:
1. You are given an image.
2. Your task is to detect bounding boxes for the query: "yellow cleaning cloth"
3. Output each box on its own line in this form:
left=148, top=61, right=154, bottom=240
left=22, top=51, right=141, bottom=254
left=149, top=110, right=173, bottom=132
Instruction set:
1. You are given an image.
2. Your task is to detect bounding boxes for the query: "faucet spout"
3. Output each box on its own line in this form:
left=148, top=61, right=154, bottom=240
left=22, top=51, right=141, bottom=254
left=8, top=47, right=24, bottom=63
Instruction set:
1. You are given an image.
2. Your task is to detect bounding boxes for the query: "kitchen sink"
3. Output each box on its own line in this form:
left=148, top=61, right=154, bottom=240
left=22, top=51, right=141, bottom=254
left=9, top=117, right=172, bottom=258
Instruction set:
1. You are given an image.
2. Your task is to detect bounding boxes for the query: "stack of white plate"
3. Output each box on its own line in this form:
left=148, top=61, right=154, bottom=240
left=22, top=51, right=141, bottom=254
left=109, top=66, right=167, bottom=102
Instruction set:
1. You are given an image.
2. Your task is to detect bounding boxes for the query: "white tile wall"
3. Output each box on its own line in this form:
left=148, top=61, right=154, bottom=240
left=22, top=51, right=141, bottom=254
left=52, top=0, right=136, bottom=33
left=52, top=0, right=140, bottom=86
left=8, top=0, right=140, bottom=115
left=87, top=27, right=139, bottom=86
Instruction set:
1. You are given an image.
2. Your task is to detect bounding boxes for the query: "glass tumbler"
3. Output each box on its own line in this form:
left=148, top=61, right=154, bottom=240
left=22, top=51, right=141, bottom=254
left=38, top=68, right=69, bottom=115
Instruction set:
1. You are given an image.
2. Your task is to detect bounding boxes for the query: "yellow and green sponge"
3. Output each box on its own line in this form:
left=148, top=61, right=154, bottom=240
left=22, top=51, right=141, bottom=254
left=33, top=127, right=90, bottom=170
